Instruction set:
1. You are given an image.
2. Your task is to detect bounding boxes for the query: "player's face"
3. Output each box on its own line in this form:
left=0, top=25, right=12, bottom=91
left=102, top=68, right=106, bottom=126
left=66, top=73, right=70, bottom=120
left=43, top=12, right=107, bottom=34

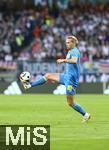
left=66, top=39, right=75, bottom=50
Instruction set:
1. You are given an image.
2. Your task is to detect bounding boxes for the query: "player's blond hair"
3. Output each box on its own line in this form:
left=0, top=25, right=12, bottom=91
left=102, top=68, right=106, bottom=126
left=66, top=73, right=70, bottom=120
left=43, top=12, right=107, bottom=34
left=66, top=36, right=79, bottom=44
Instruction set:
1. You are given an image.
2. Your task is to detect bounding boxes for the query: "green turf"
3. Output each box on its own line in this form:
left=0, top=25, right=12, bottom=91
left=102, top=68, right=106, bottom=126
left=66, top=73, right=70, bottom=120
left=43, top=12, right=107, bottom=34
left=0, top=94, right=109, bottom=150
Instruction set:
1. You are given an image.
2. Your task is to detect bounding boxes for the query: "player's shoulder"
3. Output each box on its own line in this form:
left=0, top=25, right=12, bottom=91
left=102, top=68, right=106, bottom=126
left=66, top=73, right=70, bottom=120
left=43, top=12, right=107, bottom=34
left=71, top=47, right=80, bottom=55
left=73, top=47, right=79, bottom=52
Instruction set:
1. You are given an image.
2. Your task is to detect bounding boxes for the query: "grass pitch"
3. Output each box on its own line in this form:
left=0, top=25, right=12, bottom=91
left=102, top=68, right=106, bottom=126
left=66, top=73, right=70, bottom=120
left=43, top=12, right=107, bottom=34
left=0, top=94, right=109, bottom=150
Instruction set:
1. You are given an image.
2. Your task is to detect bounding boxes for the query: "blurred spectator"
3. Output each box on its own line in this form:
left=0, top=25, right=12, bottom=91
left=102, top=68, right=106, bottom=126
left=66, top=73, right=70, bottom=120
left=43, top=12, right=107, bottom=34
left=81, top=51, right=89, bottom=63
left=2, top=40, right=11, bottom=53
left=102, top=43, right=109, bottom=59
left=5, top=52, right=13, bottom=61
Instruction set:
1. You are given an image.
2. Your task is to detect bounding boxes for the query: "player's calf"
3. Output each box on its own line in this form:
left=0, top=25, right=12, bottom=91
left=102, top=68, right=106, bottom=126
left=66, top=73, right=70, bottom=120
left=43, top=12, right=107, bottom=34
left=66, top=95, right=91, bottom=122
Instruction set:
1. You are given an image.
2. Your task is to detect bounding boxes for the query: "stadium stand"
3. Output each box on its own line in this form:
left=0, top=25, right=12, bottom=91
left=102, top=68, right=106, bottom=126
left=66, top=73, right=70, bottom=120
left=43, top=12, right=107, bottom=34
left=0, top=1, right=109, bottom=62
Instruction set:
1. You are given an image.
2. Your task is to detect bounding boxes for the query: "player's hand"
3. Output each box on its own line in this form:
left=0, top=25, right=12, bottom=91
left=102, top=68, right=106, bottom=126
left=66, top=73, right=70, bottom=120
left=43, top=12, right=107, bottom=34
left=57, top=59, right=65, bottom=63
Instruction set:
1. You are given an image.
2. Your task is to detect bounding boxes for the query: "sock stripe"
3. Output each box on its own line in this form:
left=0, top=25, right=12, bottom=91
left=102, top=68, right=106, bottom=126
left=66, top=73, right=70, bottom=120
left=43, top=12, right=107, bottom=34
left=43, top=76, right=48, bottom=81
left=72, top=103, right=86, bottom=116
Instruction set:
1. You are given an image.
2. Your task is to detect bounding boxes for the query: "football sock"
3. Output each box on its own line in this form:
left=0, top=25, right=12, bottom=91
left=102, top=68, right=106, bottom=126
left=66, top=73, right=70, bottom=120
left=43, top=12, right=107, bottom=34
left=31, top=76, right=47, bottom=87
left=72, top=103, right=86, bottom=116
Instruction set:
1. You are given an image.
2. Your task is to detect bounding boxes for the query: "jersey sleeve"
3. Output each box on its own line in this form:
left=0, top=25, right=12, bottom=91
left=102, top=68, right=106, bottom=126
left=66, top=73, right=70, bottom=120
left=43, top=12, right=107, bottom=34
left=70, top=50, right=79, bottom=58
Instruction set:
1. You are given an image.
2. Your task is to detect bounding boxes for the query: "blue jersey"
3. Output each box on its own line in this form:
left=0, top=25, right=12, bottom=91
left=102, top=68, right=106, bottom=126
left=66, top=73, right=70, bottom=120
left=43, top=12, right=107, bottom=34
left=66, top=47, right=80, bottom=87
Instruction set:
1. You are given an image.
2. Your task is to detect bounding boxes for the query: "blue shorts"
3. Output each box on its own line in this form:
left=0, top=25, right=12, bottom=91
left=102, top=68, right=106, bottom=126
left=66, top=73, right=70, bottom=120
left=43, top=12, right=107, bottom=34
left=59, top=74, right=77, bottom=95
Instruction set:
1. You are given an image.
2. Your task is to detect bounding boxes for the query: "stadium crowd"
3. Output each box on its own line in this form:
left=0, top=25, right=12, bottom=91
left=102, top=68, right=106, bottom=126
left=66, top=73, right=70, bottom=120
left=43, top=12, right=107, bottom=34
left=0, top=1, right=109, bottom=62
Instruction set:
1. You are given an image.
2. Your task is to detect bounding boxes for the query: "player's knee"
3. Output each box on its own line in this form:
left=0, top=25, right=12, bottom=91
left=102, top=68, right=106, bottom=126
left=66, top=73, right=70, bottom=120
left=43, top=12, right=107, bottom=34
left=45, top=73, right=51, bottom=79
left=67, top=99, right=75, bottom=107
left=68, top=103, right=72, bottom=107
left=67, top=95, right=74, bottom=106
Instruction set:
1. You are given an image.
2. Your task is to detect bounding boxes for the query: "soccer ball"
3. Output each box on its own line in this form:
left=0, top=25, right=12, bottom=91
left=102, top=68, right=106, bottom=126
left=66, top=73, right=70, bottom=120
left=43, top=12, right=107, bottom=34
left=20, top=71, right=31, bottom=83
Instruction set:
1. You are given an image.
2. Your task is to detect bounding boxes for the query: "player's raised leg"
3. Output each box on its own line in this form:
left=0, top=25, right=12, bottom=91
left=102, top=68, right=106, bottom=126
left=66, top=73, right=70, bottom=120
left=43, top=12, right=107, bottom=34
left=21, top=73, right=60, bottom=89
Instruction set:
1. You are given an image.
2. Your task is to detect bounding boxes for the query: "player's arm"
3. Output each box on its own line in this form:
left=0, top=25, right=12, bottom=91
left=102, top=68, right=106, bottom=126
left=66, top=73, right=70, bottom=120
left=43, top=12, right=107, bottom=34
left=57, top=57, right=78, bottom=64
left=64, top=57, right=78, bottom=63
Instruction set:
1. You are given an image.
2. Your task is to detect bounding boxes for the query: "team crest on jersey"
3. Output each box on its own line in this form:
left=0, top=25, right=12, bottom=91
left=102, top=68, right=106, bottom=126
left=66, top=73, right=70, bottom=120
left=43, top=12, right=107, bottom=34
left=67, top=85, right=73, bottom=92
left=66, top=53, right=70, bottom=59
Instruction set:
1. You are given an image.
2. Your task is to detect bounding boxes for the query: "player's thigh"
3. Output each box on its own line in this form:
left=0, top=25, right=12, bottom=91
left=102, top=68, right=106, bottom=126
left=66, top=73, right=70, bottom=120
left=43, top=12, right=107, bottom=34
left=45, top=73, right=60, bottom=83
